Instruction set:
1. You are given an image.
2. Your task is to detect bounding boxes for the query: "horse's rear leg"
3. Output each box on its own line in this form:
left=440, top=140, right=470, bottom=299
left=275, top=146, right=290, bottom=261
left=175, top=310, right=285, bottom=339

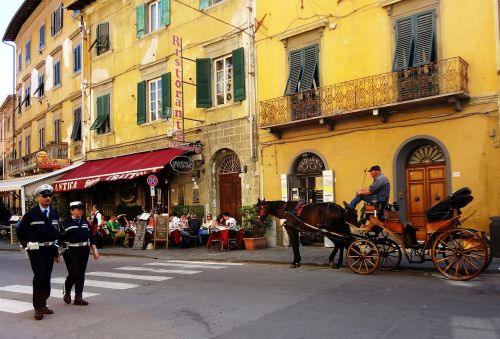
left=329, top=245, right=339, bottom=269
left=284, top=224, right=301, bottom=268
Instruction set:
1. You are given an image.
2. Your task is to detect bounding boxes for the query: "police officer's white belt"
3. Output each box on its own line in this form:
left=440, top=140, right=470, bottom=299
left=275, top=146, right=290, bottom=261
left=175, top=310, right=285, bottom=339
left=67, top=241, right=90, bottom=247
left=26, top=241, right=55, bottom=250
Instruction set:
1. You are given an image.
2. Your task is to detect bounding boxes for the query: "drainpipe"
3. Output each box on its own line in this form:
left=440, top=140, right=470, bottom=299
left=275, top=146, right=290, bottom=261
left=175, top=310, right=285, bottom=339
left=3, top=41, right=17, bottom=205
left=247, top=0, right=256, bottom=162
left=79, top=14, right=87, bottom=157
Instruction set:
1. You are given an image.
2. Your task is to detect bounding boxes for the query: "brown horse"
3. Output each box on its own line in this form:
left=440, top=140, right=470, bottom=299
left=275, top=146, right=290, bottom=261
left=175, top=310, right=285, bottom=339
left=256, top=199, right=355, bottom=268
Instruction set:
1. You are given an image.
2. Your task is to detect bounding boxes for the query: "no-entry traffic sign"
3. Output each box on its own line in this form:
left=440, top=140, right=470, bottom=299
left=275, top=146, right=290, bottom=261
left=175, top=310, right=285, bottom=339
left=147, top=175, right=158, bottom=187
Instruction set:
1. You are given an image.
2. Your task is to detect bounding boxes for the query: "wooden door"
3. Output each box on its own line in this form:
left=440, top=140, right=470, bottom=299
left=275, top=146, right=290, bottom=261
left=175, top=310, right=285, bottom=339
left=406, top=164, right=446, bottom=239
left=219, top=173, right=242, bottom=222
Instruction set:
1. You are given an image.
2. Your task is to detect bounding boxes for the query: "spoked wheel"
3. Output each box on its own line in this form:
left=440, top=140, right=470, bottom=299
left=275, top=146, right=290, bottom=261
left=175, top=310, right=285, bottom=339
left=432, top=229, right=488, bottom=281
left=347, top=239, right=380, bottom=275
left=481, top=236, right=493, bottom=273
left=376, top=238, right=402, bottom=271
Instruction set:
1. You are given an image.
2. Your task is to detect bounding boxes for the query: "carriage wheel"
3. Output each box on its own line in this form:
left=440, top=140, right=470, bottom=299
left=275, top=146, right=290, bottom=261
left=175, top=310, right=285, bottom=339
left=347, top=239, right=380, bottom=275
left=432, top=229, right=488, bottom=281
left=481, top=236, right=493, bottom=273
left=376, top=238, right=402, bottom=271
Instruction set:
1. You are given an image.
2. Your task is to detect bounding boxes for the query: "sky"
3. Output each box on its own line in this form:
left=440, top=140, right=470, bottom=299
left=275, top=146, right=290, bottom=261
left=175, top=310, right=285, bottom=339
left=0, top=1, right=24, bottom=104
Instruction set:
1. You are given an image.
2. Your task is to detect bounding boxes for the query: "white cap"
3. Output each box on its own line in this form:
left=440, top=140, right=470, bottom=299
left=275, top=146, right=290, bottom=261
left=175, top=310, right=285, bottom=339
left=70, top=201, right=84, bottom=208
left=34, top=184, right=54, bottom=196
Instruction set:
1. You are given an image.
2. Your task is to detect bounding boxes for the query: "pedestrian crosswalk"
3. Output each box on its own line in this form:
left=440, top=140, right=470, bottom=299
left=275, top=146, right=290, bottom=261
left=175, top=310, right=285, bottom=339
left=0, top=260, right=242, bottom=315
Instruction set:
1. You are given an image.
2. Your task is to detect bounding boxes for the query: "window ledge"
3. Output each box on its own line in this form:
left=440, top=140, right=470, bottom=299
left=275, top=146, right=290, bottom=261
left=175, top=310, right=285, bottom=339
left=140, top=118, right=168, bottom=127
left=205, top=100, right=241, bottom=112
left=73, top=70, right=82, bottom=77
left=94, top=49, right=113, bottom=60
left=140, top=26, right=167, bottom=40
left=275, top=19, right=328, bottom=41
left=53, top=84, right=62, bottom=90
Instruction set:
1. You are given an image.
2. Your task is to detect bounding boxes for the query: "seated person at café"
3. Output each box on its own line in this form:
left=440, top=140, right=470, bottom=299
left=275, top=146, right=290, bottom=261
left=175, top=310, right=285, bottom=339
left=107, top=215, right=125, bottom=240
left=168, top=212, right=182, bottom=245
left=199, top=214, right=217, bottom=244
left=117, top=214, right=134, bottom=247
left=222, top=212, right=238, bottom=229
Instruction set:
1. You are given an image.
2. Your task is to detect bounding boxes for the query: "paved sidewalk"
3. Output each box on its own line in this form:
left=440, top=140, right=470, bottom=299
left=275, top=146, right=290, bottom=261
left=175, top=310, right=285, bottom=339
left=1, top=240, right=499, bottom=274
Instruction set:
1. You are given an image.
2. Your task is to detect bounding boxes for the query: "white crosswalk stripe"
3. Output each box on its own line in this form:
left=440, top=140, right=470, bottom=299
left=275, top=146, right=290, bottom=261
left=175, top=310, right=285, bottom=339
left=115, top=266, right=201, bottom=274
left=85, top=271, right=172, bottom=281
left=0, top=260, right=241, bottom=314
left=0, top=285, right=99, bottom=298
left=52, top=278, right=140, bottom=290
left=144, top=262, right=227, bottom=269
left=0, top=298, right=33, bottom=314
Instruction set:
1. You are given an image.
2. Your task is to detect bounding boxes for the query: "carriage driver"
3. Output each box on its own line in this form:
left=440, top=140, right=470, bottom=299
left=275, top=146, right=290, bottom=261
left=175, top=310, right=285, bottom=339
left=349, top=165, right=390, bottom=208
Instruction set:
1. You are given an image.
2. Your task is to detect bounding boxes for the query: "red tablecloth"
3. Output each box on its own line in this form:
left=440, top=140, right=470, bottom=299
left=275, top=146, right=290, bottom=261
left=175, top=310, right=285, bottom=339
left=206, top=229, right=243, bottom=249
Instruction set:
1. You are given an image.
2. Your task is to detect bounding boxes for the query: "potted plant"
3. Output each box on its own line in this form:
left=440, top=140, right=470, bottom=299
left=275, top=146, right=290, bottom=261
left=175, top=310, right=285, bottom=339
left=240, top=204, right=272, bottom=250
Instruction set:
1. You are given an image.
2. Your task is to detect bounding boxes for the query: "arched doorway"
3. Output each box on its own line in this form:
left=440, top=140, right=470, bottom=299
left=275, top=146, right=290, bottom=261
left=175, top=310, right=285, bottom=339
left=405, top=143, right=447, bottom=237
left=289, top=152, right=325, bottom=203
left=218, top=154, right=242, bottom=222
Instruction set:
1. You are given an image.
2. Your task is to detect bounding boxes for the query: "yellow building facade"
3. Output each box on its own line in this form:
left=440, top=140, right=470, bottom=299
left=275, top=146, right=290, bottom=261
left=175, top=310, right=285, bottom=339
left=256, top=0, right=500, bottom=237
left=58, top=0, right=259, bottom=219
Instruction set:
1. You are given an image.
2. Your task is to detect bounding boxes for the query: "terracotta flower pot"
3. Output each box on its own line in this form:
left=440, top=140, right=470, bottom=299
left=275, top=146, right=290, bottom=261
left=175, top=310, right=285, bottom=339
left=243, top=237, right=267, bottom=250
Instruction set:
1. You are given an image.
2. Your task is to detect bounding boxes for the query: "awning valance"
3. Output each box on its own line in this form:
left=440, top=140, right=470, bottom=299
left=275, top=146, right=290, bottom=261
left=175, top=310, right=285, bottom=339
left=53, top=148, right=184, bottom=192
left=0, top=162, right=84, bottom=192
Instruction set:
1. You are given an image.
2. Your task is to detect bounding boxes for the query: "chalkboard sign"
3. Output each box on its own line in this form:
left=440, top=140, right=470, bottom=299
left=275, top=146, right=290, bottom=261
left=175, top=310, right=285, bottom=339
left=133, top=220, right=148, bottom=250
left=10, top=224, right=18, bottom=244
left=193, top=188, right=200, bottom=204
left=154, top=215, right=169, bottom=249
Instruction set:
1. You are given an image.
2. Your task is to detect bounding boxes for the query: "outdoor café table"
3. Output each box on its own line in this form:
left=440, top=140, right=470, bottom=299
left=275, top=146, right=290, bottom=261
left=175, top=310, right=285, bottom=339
left=206, top=228, right=243, bottom=249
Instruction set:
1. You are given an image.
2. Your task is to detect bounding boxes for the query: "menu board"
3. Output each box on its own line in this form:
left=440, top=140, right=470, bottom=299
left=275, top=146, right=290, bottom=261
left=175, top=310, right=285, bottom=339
left=154, top=215, right=169, bottom=249
left=132, top=220, right=148, bottom=250
left=10, top=224, right=18, bottom=244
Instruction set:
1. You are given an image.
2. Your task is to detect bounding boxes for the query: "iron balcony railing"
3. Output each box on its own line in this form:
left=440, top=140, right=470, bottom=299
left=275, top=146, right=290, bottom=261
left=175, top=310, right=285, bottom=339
left=9, top=142, right=69, bottom=175
left=259, top=57, right=468, bottom=128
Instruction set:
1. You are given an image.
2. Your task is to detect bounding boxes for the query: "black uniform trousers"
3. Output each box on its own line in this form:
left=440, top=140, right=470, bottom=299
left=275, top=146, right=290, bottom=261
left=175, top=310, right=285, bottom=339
left=27, top=247, right=55, bottom=310
left=63, top=246, right=90, bottom=294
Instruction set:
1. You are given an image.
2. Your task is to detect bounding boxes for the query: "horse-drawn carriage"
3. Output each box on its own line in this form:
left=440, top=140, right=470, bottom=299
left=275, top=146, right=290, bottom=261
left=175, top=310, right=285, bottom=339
left=256, top=187, right=491, bottom=281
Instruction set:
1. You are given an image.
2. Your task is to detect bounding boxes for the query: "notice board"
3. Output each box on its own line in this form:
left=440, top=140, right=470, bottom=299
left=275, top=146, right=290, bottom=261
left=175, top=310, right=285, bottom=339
left=133, top=220, right=148, bottom=250
left=154, top=215, right=169, bottom=249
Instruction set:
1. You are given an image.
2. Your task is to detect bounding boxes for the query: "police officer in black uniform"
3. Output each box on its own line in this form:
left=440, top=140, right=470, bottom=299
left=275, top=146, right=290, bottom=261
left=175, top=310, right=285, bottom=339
left=61, top=201, right=99, bottom=306
left=17, top=184, right=61, bottom=320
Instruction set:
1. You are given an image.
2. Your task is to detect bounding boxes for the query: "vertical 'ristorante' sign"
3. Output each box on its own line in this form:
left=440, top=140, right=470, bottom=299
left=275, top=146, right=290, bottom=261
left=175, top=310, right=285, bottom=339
left=171, top=35, right=184, bottom=141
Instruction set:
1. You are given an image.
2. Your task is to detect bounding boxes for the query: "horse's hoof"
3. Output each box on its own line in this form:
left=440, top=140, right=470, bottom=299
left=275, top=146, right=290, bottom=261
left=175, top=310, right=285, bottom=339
left=289, top=262, right=301, bottom=268
left=330, top=262, right=339, bottom=269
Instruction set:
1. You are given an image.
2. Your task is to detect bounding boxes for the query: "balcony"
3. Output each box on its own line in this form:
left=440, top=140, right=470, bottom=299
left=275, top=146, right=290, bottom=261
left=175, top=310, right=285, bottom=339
left=259, top=57, right=469, bottom=137
left=9, top=142, right=69, bottom=176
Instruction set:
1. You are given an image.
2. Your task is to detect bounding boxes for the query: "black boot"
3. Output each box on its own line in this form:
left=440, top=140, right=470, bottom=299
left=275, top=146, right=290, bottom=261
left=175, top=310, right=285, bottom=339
left=63, top=287, right=71, bottom=304
left=74, top=294, right=88, bottom=306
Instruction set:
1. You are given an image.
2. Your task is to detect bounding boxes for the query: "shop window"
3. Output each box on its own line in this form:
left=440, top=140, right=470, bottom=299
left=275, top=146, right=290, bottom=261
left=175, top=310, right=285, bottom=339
left=290, top=153, right=325, bottom=203
left=90, top=94, right=111, bottom=135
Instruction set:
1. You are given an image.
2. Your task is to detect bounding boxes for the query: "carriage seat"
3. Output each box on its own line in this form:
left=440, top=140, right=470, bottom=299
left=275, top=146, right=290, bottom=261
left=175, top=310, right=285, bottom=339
left=425, top=187, right=473, bottom=221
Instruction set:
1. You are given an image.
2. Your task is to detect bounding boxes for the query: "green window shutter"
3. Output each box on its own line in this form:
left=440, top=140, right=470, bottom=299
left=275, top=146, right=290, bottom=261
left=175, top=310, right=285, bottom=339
left=393, top=17, right=413, bottom=71
left=90, top=96, right=104, bottom=130
left=284, top=50, right=303, bottom=95
left=137, top=81, right=146, bottom=125
left=161, top=73, right=171, bottom=119
left=162, top=0, right=171, bottom=26
left=232, top=47, right=245, bottom=102
left=196, top=58, right=212, bottom=108
left=96, top=22, right=109, bottom=55
left=136, top=4, right=146, bottom=38
left=413, top=11, right=436, bottom=66
left=200, top=0, right=209, bottom=10
left=300, top=45, right=318, bottom=92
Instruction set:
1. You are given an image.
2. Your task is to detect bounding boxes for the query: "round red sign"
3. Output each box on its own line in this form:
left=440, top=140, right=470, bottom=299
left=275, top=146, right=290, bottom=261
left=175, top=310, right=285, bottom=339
left=147, top=175, right=159, bottom=187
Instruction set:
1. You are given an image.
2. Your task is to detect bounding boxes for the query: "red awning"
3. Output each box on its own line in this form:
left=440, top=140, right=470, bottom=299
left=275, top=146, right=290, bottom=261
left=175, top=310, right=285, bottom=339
left=53, top=148, right=184, bottom=192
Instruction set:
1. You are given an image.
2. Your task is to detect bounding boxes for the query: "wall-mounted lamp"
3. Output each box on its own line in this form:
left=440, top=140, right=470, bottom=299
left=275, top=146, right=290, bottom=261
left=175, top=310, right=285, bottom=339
left=240, top=165, right=247, bottom=174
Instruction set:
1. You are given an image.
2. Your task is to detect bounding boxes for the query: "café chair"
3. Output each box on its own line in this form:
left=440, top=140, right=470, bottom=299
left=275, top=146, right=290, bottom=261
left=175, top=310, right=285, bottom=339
left=208, top=228, right=223, bottom=253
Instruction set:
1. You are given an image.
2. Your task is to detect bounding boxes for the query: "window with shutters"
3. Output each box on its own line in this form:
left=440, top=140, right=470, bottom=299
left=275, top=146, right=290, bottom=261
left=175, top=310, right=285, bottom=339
left=39, top=126, right=45, bottom=150
left=18, top=139, right=22, bottom=159
left=17, top=52, right=21, bottom=73
left=200, top=0, right=224, bottom=9
left=148, top=78, right=162, bottom=122
left=284, top=45, right=319, bottom=95
left=73, top=44, right=82, bottom=73
left=54, top=119, right=61, bottom=144
left=25, top=41, right=31, bottom=65
left=34, top=73, right=44, bottom=98
left=26, top=133, right=31, bottom=155
left=51, top=4, right=63, bottom=36
left=24, top=84, right=31, bottom=108
left=90, top=94, right=111, bottom=135
left=393, top=11, right=436, bottom=71
left=71, top=107, right=82, bottom=141
left=53, top=60, right=61, bottom=87
left=39, top=25, right=45, bottom=50
left=95, top=22, right=110, bottom=56
left=214, top=55, right=233, bottom=105
left=17, top=91, right=22, bottom=116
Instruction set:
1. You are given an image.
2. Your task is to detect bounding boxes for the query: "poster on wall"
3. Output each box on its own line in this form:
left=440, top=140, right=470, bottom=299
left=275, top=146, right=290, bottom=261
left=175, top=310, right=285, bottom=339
left=322, top=170, right=334, bottom=202
left=280, top=174, right=288, bottom=201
